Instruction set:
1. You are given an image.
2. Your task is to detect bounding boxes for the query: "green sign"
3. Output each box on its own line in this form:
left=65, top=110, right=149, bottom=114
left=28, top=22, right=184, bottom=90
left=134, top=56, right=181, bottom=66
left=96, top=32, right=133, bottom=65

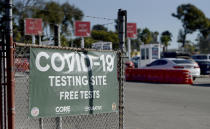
left=29, top=48, right=119, bottom=118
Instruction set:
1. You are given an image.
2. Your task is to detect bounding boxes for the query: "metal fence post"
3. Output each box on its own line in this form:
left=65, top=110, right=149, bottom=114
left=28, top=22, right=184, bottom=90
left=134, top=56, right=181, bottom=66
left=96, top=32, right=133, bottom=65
left=5, top=0, right=15, bottom=128
left=0, top=28, right=7, bottom=129
left=118, top=9, right=127, bottom=129
left=0, top=37, right=2, bottom=129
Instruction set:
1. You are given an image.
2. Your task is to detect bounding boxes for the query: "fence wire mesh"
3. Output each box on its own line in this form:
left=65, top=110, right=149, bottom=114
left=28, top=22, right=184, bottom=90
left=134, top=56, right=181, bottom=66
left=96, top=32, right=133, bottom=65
left=14, top=44, right=120, bottom=129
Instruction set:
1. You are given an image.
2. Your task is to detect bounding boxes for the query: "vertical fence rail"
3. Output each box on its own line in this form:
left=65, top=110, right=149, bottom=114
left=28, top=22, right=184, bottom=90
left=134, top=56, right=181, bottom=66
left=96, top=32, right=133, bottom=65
left=0, top=40, right=2, bottom=129
left=117, top=52, right=123, bottom=129
left=0, top=28, right=4, bottom=129
left=5, top=0, right=15, bottom=128
left=118, top=52, right=125, bottom=129
left=1, top=25, right=8, bottom=129
left=118, top=9, right=127, bottom=129
left=0, top=27, right=2, bottom=129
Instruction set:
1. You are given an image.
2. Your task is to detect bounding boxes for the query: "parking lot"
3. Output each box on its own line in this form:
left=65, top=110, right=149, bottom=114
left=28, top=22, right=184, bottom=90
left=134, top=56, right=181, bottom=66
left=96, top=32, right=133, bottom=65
left=125, top=77, right=210, bottom=129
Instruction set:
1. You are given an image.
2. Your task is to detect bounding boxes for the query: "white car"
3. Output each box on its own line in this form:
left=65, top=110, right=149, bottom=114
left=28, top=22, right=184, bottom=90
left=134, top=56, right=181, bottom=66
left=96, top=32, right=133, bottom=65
left=141, top=58, right=200, bottom=80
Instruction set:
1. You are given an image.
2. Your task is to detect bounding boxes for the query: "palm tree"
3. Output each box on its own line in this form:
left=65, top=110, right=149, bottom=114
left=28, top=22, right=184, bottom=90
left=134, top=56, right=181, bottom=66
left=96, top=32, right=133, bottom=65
left=160, top=31, right=172, bottom=52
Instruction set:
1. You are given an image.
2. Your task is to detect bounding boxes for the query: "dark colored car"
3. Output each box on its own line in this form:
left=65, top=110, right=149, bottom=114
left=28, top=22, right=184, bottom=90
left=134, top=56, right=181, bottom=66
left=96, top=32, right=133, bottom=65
left=196, top=61, right=210, bottom=75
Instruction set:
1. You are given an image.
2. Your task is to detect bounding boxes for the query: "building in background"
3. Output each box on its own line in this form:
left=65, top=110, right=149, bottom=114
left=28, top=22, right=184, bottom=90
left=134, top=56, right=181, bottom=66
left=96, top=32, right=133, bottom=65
left=92, top=41, right=112, bottom=50
left=139, top=43, right=163, bottom=67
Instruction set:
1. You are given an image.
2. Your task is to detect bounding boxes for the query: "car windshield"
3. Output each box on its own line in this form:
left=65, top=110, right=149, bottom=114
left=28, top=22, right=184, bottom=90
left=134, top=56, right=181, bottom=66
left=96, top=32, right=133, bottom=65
left=172, top=60, right=192, bottom=64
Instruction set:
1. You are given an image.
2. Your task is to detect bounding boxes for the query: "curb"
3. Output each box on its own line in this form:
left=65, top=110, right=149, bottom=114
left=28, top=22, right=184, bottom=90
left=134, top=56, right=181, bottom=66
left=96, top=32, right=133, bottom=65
left=199, top=75, right=210, bottom=78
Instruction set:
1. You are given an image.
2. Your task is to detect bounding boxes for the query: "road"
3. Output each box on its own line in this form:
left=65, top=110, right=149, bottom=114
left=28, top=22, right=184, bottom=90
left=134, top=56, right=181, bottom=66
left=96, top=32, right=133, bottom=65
left=125, top=77, right=210, bottom=129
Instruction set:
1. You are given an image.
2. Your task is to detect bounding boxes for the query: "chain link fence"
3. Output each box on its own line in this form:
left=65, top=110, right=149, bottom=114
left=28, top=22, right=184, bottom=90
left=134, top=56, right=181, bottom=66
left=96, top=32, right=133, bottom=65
left=14, top=43, right=122, bottom=129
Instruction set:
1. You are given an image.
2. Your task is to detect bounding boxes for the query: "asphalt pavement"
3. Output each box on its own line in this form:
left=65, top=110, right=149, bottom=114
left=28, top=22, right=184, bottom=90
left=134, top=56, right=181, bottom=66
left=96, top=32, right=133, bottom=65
left=125, top=77, right=210, bottom=129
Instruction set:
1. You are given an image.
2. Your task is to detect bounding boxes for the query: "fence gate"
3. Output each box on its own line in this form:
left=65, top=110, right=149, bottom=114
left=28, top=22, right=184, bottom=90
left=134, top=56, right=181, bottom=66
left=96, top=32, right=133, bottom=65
left=0, top=26, right=125, bottom=129
left=12, top=43, right=123, bottom=129
left=0, top=29, right=125, bottom=129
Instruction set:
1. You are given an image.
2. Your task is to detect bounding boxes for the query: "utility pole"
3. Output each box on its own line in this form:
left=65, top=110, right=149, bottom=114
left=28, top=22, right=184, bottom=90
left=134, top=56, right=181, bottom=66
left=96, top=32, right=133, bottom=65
left=5, top=0, right=15, bottom=128
left=118, top=9, right=127, bottom=129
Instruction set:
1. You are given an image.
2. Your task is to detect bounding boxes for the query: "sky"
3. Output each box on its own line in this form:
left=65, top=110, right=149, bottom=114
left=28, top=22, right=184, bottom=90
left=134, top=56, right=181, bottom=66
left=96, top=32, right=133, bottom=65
left=58, top=0, right=210, bottom=49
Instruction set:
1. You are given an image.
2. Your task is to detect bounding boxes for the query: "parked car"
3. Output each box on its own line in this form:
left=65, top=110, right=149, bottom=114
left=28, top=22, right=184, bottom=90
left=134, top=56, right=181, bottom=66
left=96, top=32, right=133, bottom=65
left=192, top=54, right=210, bottom=75
left=141, top=58, right=200, bottom=80
left=196, top=60, right=210, bottom=75
left=192, top=54, right=210, bottom=61
left=131, top=56, right=140, bottom=68
left=162, top=52, right=191, bottom=58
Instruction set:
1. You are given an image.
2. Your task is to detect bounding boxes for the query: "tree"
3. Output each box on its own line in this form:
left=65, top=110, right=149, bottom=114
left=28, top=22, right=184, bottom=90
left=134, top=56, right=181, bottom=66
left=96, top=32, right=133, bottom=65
left=160, top=31, right=172, bottom=52
left=184, top=41, right=196, bottom=54
left=172, top=4, right=208, bottom=48
left=84, top=37, right=97, bottom=48
left=130, top=28, right=142, bottom=51
left=38, top=1, right=64, bottom=33
left=12, top=0, right=45, bottom=42
left=197, top=34, right=210, bottom=53
left=13, top=0, right=84, bottom=45
left=140, top=28, right=152, bottom=44
left=130, top=28, right=159, bottom=52
left=200, top=18, right=210, bottom=38
left=14, top=0, right=44, bottom=7
left=177, top=29, right=185, bottom=45
left=60, top=35, right=68, bottom=47
left=92, top=24, right=108, bottom=31
left=12, top=0, right=44, bottom=42
left=70, top=30, right=119, bottom=49
left=91, top=30, right=119, bottom=49
left=61, top=2, right=83, bottom=36
left=34, top=1, right=83, bottom=42
left=151, top=31, right=159, bottom=43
